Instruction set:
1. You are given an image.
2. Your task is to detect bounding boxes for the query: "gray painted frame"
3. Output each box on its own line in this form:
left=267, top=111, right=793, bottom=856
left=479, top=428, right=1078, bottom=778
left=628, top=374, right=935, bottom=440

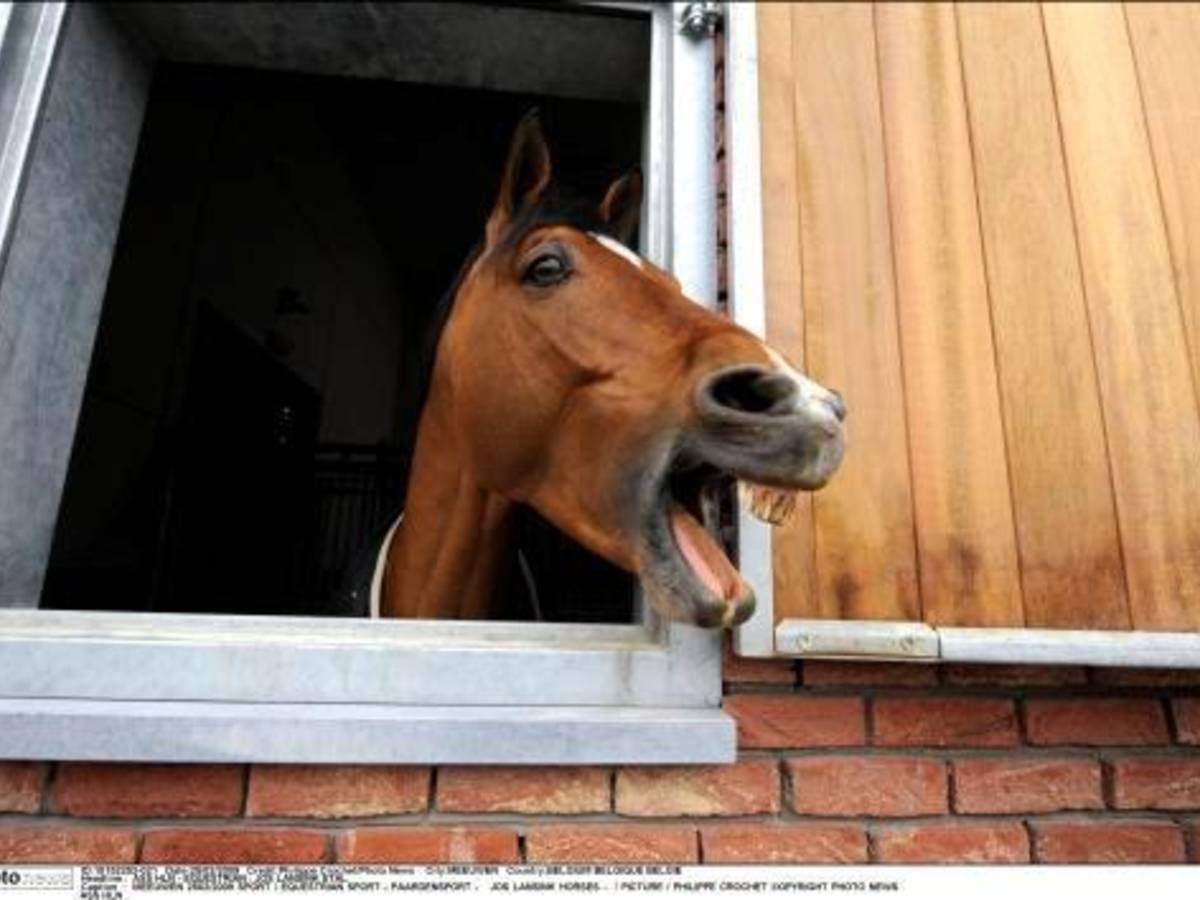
left=724, top=0, right=775, bottom=659
left=0, top=1, right=150, bottom=610
left=0, top=1, right=733, bottom=764
left=0, top=1, right=64, bottom=271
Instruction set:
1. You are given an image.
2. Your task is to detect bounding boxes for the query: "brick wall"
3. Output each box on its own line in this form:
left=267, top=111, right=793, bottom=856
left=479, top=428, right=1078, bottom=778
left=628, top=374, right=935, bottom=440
left=2, top=653, right=1198, bottom=864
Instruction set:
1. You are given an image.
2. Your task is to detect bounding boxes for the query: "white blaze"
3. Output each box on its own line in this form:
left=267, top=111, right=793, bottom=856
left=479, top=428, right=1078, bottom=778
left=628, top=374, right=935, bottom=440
left=589, top=232, right=645, bottom=270
left=764, top=345, right=841, bottom=417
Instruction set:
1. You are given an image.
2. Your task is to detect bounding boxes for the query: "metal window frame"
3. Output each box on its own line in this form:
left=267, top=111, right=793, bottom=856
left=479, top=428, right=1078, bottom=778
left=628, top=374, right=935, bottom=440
left=722, top=1, right=1200, bottom=669
left=723, top=0, right=774, bottom=659
left=0, top=1, right=63, bottom=272
left=0, top=1, right=736, bottom=765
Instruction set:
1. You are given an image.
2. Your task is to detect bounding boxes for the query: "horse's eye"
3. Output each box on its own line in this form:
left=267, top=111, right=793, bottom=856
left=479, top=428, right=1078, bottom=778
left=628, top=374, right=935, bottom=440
left=524, top=252, right=570, bottom=287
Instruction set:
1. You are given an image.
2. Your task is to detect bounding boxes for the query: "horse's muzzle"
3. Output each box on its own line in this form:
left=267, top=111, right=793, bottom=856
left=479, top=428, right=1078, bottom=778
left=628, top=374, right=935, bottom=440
left=692, top=364, right=846, bottom=492
left=632, top=366, right=845, bottom=629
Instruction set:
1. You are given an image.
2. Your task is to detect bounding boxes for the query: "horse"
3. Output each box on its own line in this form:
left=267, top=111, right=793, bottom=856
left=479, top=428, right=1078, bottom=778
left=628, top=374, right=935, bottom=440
left=369, top=113, right=845, bottom=629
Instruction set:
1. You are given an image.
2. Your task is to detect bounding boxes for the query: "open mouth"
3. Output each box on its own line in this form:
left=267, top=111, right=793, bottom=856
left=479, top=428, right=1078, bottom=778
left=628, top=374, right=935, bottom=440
left=639, top=453, right=803, bottom=629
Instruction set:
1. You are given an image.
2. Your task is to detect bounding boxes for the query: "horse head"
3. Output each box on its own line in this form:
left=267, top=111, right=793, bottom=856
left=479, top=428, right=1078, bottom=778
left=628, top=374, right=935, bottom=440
left=382, top=113, right=844, bottom=628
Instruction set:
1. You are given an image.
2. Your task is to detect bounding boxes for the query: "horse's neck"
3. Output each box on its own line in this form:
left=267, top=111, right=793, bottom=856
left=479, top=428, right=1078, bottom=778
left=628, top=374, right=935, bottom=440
left=380, top=384, right=515, bottom=618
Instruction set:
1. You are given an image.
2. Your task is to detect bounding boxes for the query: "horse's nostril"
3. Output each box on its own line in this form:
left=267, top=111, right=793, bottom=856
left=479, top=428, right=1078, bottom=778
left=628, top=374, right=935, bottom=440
left=827, top=388, right=847, bottom=422
left=706, top=367, right=797, bottom=417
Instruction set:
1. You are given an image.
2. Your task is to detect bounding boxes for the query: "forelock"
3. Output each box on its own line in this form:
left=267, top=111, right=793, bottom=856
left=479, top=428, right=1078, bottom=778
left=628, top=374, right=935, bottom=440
left=495, top=186, right=609, bottom=254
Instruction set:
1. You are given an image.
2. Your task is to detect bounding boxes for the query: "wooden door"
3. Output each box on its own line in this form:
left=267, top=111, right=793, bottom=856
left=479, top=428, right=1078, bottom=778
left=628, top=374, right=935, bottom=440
left=755, top=3, right=1200, bottom=635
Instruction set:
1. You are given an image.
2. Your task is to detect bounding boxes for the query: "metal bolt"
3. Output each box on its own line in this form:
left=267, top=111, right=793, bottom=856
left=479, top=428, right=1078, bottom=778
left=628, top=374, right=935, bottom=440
left=680, top=2, right=721, bottom=39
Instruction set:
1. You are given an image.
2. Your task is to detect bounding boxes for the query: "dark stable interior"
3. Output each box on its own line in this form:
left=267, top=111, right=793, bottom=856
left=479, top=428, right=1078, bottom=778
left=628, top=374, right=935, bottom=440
left=41, top=62, right=642, bottom=621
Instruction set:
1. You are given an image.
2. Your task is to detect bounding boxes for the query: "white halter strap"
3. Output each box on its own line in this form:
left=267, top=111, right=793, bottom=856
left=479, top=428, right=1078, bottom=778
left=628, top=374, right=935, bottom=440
left=368, top=512, right=404, bottom=618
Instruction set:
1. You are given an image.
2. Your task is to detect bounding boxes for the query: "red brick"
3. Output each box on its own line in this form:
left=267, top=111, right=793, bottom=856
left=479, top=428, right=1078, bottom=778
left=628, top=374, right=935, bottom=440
left=0, top=763, right=43, bottom=813
left=1090, top=667, right=1200, bottom=688
left=953, top=758, right=1102, bottom=814
left=336, top=829, right=518, bottom=864
left=0, top=828, right=136, bottom=863
left=873, top=698, right=1018, bottom=747
left=802, top=661, right=938, bottom=688
left=722, top=695, right=866, bottom=749
left=1175, top=698, right=1200, bottom=745
left=873, top=822, right=1029, bottom=864
left=942, top=664, right=1086, bottom=687
left=1025, top=699, right=1169, bottom=746
left=615, top=761, right=779, bottom=817
left=1033, top=821, right=1185, bottom=863
left=786, top=757, right=946, bottom=817
left=52, top=764, right=243, bottom=818
left=723, top=658, right=794, bottom=685
left=437, top=767, right=608, bottom=814
left=247, top=766, right=428, bottom=818
left=525, top=826, right=698, bottom=864
left=700, top=825, right=867, bottom=864
left=141, top=830, right=327, bottom=864
left=723, top=639, right=794, bottom=684
left=1112, top=758, right=1200, bottom=810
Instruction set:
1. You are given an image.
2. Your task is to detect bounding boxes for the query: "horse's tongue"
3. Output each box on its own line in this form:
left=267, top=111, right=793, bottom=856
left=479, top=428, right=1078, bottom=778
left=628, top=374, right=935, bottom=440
left=669, top=503, right=749, bottom=603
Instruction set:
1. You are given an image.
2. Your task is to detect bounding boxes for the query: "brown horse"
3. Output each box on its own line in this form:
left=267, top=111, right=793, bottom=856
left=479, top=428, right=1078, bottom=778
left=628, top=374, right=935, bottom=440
left=375, top=114, right=845, bottom=628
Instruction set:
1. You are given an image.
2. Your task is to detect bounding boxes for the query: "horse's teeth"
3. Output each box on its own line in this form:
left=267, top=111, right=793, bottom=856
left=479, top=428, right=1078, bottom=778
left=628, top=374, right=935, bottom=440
left=738, top=481, right=799, bottom=526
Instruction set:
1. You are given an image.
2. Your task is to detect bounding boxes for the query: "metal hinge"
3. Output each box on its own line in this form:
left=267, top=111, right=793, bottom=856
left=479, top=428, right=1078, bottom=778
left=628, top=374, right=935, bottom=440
left=775, top=619, right=940, bottom=660
left=679, top=1, right=721, bottom=38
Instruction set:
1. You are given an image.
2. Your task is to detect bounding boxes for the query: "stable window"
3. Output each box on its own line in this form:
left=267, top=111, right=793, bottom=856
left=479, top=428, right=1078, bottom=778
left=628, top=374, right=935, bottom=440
left=0, top=1, right=735, bottom=764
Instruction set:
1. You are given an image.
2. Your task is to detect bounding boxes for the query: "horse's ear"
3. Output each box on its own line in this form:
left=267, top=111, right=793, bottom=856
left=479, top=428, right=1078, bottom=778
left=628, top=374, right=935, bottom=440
left=598, top=168, right=643, bottom=247
left=486, top=110, right=552, bottom=247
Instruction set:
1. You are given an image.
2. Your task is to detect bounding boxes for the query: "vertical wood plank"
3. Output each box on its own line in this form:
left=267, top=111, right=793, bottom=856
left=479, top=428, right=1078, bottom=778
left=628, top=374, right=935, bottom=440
left=875, top=2, right=1024, bottom=626
left=787, top=3, right=920, bottom=621
left=756, top=2, right=818, bottom=621
left=1043, top=2, right=1200, bottom=630
left=957, top=5, right=1129, bottom=628
left=1127, top=3, right=1200, bottom=407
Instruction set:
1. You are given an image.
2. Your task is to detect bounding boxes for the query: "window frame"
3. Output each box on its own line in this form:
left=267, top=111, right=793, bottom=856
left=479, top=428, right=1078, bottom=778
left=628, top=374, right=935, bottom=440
left=0, top=1, right=736, bottom=765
